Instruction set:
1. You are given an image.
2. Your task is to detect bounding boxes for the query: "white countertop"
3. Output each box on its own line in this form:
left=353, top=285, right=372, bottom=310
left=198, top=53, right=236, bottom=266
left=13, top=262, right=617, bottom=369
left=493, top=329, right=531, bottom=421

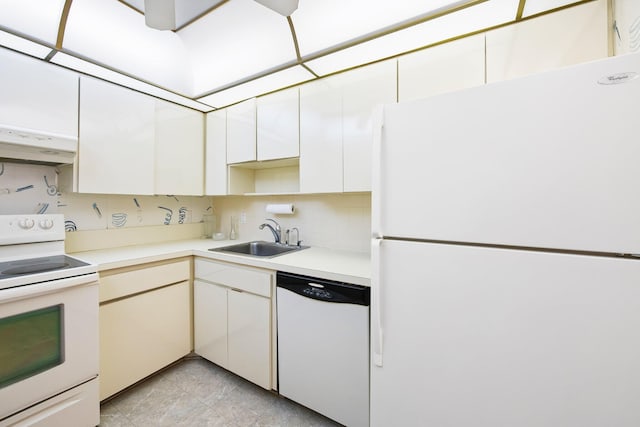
left=71, top=239, right=371, bottom=286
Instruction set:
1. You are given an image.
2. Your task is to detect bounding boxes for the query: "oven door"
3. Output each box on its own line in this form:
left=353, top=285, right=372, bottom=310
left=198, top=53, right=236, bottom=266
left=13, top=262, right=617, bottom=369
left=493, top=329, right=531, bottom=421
left=0, top=273, right=99, bottom=420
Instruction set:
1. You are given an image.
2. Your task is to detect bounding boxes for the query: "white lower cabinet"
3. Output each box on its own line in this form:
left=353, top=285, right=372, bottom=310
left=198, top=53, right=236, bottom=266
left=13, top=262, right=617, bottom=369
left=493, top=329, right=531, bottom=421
left=99, top=259, right=192, bottom=401
left=227, top=289, right=271, bottom=387
left=194, top=258, right=273, bottom=390
left=194, top=280, right=228, bottom=367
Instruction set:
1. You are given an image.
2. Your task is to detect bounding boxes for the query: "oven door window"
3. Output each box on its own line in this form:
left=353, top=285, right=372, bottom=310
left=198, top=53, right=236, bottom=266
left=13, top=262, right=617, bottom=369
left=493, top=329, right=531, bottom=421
left=0, top=305, right=64, bottom=388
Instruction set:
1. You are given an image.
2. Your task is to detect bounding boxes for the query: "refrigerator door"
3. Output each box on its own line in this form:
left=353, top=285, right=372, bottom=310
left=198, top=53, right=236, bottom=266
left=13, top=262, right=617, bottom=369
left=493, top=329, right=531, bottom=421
left=371, top=239, right=640, bottom=427
left=375, top=52, right=640, bottom=253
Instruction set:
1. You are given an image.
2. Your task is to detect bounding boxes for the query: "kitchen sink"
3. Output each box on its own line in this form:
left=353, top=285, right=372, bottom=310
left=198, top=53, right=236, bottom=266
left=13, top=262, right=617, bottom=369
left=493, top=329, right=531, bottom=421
left=209, top=241, right=308, bottom=258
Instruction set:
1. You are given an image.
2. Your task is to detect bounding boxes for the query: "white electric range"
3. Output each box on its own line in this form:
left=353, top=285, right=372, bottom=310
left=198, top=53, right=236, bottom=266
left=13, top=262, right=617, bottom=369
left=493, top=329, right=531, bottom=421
left=0, top=214, right=99, bottom=427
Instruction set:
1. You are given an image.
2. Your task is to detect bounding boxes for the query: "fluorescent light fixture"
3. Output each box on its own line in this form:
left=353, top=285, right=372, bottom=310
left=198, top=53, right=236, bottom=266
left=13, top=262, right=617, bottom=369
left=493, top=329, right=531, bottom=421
left=180, top=0, right=297, bottom=95
left=304, top=0, right=519, bottom=76
left=522, top=0, right=584, bottom=17
left=0, top=30, right=53, bottom=58
left=0, top=0, right=66, bottom=46
left=254, top=0, right=299, bottom=16
left=292, top=0, right=465, bottom=57
left=51, top=52, right=213, bottom=112
left=144, top=0, right=176, bottom=30
left=197, top=65, right=315, bottom=108
left=64, top=0, right=193, bottom=94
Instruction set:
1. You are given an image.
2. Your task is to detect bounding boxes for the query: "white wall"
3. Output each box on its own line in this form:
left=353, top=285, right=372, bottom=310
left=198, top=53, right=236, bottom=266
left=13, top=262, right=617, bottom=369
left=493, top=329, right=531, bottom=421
left=212, top=193, right=371, bottom=253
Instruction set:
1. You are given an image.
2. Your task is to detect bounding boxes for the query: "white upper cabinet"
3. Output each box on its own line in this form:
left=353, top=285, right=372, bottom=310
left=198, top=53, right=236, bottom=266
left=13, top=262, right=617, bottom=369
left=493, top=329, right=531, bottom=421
left=486, top=0, right=609, bottom=83
left=299, top=75, right=343, bottom=194
left=342, top=60, right=396, bottom=192
left=398, top=34, right=485, bottom=102
left=155, top=100, right=204, bottom=196
left=256, top=87, right=299, bottom=161
left=300, top=60, right=396, bottom=193
left=226, top=98, right=256, bottom=164
left=78, top=76, right=155, bottom=195
left=205, top=109, right=228, bottom=196
left=0, top=47, right=78, bottom=137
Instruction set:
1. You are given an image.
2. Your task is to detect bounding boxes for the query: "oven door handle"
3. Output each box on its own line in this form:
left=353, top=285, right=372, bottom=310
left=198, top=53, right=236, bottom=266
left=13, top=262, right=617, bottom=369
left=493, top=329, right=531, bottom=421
left=0, top=273, right=99, bottom=303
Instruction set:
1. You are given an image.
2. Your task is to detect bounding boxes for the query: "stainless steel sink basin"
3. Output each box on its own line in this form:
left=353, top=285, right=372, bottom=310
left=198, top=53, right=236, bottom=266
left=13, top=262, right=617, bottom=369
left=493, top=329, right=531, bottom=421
left=209, top=241, right=308, bottom=258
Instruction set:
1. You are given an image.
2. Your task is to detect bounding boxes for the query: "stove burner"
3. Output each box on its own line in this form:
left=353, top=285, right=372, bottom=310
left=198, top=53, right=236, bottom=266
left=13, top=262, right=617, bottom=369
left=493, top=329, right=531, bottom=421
left=2, top=262, right=71, bottom=276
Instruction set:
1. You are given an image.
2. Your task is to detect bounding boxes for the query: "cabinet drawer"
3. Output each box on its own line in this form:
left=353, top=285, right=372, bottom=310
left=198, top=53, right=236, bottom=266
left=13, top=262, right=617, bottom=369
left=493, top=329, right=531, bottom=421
left=195, top=258, right=272, bottom=297
left=100, top=258, right=190, bottom=303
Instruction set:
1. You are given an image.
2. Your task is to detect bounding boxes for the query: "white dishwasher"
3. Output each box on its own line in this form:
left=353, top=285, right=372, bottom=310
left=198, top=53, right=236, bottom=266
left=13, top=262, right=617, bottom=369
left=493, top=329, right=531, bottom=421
left=276, top=272, right=370, bottom=427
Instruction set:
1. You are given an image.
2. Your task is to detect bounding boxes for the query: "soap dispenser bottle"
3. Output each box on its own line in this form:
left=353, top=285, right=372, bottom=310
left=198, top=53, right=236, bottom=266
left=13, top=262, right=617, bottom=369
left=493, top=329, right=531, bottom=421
left=230, top=216, right=238, bottom=240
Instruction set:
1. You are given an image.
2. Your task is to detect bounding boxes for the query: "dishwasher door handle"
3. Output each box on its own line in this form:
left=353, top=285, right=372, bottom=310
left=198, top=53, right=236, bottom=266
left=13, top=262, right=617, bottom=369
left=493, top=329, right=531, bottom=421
left=308, top=282, right=325, bottom=288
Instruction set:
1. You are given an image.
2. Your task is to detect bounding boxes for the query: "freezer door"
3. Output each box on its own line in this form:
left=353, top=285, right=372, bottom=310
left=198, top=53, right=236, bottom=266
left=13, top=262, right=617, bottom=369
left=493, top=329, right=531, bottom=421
left=371, top=239, right=640, bottom=427
left=375, top=52, right=640, bottom=253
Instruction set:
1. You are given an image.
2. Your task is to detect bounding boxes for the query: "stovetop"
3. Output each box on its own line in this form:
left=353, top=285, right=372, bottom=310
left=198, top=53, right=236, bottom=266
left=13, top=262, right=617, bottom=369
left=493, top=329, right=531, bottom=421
left=0, top=214, right=97, bottom=290
left=0, top=255, right=90, bottom=279
left=0, top=254, right=97, bottom=290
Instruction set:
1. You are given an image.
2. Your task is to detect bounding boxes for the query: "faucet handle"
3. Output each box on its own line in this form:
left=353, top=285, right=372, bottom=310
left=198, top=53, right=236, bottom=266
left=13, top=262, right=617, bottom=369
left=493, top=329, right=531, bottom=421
left=291, top=227, right=301, bottom=247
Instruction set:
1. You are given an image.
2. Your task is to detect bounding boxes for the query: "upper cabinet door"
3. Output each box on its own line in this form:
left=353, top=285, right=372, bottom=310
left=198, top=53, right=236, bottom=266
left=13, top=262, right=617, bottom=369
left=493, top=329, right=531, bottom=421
left=78, top=76, right=155, bottom=195
left=205, top=109, right=228, bottom=196
left=257, top=87, right=299, bottom=161
left=226, top=98, right=256, bottom=164
left=398, top=34, right=485, bottom=102
left=300, top=60, right=397, bottom=194
left=486, top=0, right=608, bottom=83
left=342, top=60, right=397, bottom=192
left=155, top=100, right=204, bottom=196
left=299, top=77, right=343, bottom=194
left=0, top=47, right=78, bottom=137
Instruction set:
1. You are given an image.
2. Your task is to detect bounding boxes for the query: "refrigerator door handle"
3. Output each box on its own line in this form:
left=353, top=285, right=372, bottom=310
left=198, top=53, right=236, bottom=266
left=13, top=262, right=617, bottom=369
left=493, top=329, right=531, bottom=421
left=371, top=104, right=383, bottom=239
left=371, top=238, right=384, bottom=367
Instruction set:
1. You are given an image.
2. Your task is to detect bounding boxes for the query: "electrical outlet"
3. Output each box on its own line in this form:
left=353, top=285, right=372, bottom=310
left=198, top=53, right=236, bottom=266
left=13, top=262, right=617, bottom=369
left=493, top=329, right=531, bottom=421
left=240, top=211, right=247, bottom=224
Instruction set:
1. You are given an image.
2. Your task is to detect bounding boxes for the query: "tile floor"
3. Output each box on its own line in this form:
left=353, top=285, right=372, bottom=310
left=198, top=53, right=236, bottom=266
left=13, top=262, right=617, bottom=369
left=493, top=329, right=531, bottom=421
left=99, top=356, right=342, bottom=427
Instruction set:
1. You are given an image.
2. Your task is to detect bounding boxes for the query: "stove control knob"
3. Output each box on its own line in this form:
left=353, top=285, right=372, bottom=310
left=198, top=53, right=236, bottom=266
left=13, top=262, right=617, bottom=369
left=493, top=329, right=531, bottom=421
left=18, top=218, right=35, bottom=229
left=39, top=219, right=54, bottom=230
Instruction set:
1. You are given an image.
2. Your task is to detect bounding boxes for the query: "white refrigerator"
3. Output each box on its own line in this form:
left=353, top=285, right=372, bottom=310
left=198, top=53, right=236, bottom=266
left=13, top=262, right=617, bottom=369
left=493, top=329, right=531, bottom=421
left=371, top=52, right=640, bottom=427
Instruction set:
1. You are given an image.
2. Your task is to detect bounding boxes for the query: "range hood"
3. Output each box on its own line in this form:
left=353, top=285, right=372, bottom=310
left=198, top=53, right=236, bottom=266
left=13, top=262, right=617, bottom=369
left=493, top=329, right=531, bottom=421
left=0, top=125, right=77, bottom=165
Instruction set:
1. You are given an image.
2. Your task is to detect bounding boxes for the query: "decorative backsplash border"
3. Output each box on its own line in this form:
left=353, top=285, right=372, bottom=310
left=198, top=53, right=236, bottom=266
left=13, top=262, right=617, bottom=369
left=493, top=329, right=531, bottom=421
left=58, top=193, right=212, bottom=231
left=0, top=161, right=212, bottom=231
left=0, top=161, right=60, bottom=215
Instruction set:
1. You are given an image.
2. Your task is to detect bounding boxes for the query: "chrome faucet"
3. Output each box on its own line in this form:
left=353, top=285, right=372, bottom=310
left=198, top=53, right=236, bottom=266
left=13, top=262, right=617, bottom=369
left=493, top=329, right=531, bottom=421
left=289, top=227, right=301, bottom=247
left=259, top=218, right=282, bottom=243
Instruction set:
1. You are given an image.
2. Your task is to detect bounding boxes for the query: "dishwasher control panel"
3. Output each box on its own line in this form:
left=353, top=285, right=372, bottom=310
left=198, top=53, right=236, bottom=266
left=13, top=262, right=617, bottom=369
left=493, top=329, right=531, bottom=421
left=276, top=272, right=370, bottom=306
left=303, top=286, right=333, bottom=300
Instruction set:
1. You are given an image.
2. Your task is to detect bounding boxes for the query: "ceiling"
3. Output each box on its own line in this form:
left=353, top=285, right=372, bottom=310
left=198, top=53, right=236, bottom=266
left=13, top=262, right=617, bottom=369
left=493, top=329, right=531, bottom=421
left=0, top=0, right=593, bottom=112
